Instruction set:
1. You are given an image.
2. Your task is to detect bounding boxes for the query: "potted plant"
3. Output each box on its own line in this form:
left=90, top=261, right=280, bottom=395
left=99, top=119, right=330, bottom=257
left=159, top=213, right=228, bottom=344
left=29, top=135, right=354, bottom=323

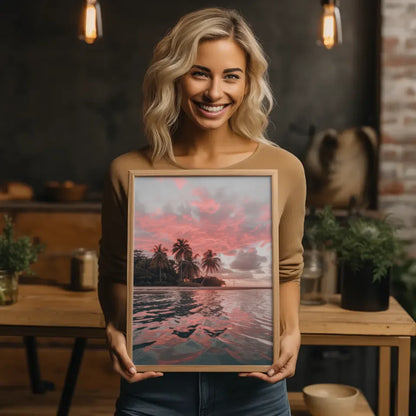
left=308, top=207, right=404, bottom=311
left=0, top=215, right=44, bottom=305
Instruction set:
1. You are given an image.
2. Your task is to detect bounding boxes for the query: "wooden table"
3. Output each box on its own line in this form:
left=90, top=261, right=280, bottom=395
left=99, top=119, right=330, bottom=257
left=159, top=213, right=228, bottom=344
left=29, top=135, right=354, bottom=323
left=288, top=391, right=374, bottom=415
left=0, top=285, right=415, bottom=416
left=0, top=284, right=105, bottom=416
left=300, top=295, right=416, bottom=416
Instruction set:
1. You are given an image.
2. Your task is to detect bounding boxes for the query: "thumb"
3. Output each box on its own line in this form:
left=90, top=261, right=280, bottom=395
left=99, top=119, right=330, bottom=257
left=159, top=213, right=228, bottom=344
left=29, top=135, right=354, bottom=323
left=110, top=334, right=137, bottom=375
left=267, top=351, right=291, bottom=377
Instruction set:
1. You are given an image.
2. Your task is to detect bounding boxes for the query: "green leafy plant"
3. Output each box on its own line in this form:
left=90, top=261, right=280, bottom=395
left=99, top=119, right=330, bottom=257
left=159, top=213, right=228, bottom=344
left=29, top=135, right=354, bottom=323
left=338, top=215, right=404, bottom=281
left=0, top=215, right=44, bottom=274
left=305, top=206, right=404, bottom=281
left=304, top=206, right=343, bottom=250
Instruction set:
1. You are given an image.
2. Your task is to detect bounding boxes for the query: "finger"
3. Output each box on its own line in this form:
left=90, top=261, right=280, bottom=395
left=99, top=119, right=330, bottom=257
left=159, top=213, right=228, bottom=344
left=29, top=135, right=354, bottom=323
left=111, top=346, right=137, bottom=377
left=124, top=371, right=164, bottom=384
left=268, top=357, right=297, bottom=381
left=239, top=356, right=297, bottom=384
left=239, top=370, right=288, bottom=384
left=267, top=344, right=299, bottom=378
left=239, top=372, right=277, bottom=382
left=110, top=355, right=164, bottom=382
left=239, top=354, right=292, bottom=379
left=109, top=351, right=132, bottom=378
left=105, top=327, right=135, bottom=377
left=268, top=351, right=292, bottom=376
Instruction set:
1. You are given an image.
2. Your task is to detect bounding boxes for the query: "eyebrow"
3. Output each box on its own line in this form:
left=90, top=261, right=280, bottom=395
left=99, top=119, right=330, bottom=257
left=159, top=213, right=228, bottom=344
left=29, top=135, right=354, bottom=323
left=191, top=65, right=244, bottom=74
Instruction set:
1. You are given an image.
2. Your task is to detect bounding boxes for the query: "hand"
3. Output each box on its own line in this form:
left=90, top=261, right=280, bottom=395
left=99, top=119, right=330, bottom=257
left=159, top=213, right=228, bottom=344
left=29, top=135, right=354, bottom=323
left=105, top=322, right=164, bottom=383
left=239, top=330, right=300, bottom=384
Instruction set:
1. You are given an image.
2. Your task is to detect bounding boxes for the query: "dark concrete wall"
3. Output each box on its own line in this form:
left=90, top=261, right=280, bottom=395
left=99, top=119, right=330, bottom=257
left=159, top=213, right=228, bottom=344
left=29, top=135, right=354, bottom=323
left=0, top=0, right=379, bottom=195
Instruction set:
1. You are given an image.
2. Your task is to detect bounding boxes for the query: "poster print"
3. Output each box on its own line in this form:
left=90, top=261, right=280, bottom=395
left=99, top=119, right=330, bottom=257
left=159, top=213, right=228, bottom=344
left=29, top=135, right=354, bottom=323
left=127, top=170, right=279, bottom=372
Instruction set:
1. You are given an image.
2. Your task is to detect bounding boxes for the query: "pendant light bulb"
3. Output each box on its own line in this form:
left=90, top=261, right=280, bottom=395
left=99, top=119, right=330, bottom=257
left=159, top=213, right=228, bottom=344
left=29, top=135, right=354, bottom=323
left=79, top=0, right=103, bottom=44
left=319, top=0, right=342, bottom=49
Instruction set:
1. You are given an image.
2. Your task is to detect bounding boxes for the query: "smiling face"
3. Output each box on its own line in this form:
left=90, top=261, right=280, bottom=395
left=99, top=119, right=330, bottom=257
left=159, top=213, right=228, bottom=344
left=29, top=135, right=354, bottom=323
left=179, top=38, right=247, bottom=133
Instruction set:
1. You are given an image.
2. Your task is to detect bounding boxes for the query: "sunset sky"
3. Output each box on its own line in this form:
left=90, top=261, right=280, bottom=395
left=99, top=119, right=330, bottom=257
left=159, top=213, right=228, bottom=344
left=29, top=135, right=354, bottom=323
left=134, top=175, right=273, bottom=286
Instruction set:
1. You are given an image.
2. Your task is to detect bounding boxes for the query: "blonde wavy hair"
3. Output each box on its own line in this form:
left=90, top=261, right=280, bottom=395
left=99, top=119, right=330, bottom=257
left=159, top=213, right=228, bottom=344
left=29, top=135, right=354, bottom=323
left=142, top=8, right=275, bottom=162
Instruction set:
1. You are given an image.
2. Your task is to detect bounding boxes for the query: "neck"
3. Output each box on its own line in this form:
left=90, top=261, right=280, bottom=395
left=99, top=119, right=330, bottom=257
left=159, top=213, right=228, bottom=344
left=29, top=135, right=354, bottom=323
left=171, top=120, right=258, bottom=169
left=173, top=121, right=243, bottom=157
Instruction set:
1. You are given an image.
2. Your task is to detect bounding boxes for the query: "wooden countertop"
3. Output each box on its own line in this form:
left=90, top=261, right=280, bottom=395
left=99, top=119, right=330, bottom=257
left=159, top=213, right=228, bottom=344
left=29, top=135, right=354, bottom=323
left=0, top=284, right=105, bottom=337
left=300, top=295, right=416, bottom=336
left=1, top=285, right=415, bottom=339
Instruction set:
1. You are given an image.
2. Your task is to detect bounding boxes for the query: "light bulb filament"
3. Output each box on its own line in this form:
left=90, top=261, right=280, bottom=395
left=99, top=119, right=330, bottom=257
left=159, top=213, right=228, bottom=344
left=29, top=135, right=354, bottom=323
left=85, top=4, right=97, bottom=44
left=322, top=7, right=336, bottom=49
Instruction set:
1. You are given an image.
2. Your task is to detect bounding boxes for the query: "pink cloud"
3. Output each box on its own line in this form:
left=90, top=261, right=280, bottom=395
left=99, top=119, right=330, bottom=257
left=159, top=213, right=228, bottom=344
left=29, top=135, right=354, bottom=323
left=134, top=204, right=271, bottom=261
left=134, top=184, right=272, bottom=272
left=189, top=187, right=220, bottom=214
left=191, top=198, right=220, bottom=214
left=173, top=178, right=187, bottom=190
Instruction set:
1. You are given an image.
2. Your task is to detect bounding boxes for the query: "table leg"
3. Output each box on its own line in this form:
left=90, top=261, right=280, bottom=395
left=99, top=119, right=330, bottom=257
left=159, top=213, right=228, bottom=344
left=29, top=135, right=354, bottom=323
left=378, top=346, right=391, bottom=416
left=23, top=336, right=55, bottom=394
left=57, top=337, right=87, bottom=416
left=395, top=337, right=411, bottom=416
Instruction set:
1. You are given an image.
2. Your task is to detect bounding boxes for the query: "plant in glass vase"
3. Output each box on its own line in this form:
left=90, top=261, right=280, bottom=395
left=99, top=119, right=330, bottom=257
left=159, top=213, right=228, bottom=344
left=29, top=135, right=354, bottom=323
left=305, top=206, right=343, bottom=251
left=303, top=206, right=343, bottom=299
left=0, top=215, right=44, bottom=305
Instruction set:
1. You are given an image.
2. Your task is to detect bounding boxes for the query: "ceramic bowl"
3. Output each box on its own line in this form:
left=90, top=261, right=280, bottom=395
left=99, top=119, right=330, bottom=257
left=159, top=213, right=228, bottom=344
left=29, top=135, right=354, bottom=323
left=303, top=383, right=359, bottom=416
left=46, top=181, right=88, bottom=202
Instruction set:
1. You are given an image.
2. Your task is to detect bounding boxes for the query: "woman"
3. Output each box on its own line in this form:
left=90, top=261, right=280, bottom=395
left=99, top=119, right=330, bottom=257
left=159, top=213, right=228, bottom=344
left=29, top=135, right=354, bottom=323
left=99, top=8, right=306, bottom=416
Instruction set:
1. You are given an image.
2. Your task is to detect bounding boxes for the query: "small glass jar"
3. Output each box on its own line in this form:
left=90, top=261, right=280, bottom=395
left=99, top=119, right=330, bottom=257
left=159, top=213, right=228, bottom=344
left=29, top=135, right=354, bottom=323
left=300, top=249, right=325, bottom=305
left=70, top=248, right=98, bottom=291
left=0, top=270, right=19, bottom=306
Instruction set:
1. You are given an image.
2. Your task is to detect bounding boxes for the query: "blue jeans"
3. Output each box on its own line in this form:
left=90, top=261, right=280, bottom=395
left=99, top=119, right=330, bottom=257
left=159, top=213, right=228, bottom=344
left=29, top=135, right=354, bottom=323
left=115, top=373, right=291, bottom=416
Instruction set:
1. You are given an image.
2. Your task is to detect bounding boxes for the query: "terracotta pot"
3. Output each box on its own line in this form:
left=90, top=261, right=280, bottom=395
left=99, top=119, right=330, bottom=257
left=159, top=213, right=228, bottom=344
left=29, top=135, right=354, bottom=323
left=340, top=263, right=390, bottom=311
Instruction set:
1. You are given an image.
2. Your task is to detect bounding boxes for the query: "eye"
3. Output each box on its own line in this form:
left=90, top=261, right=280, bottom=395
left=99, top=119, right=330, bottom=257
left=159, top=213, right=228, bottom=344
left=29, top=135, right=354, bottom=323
left=191, top=71, right=208, bottom=79
left=224, top=73, right=240, bottom=81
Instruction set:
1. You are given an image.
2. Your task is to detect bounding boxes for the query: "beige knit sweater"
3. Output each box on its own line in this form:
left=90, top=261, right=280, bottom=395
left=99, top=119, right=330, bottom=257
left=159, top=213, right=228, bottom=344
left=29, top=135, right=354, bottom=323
left=99, top=143, right=306, bottom=285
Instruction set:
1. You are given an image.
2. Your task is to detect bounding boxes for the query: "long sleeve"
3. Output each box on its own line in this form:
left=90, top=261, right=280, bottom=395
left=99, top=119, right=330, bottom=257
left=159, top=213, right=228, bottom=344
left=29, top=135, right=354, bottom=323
left=278, top=157, right=306, bottom=284
left=98, top=159, right=129, bottom=285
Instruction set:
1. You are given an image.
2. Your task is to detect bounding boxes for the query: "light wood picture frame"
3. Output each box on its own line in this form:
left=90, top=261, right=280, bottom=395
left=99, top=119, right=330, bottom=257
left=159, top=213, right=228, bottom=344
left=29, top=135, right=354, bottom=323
left=127, top=169, right=279, bottom=372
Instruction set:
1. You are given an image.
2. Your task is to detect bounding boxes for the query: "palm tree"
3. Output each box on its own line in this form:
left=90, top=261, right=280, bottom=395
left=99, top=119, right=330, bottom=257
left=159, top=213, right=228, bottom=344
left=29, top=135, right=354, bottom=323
left=134, top=249, right=146, bottom=267
left=150, top=244, right=169, bottom=282
left=172, top=238, right=192, bottom=281
left=201, top=249, right=221, bottom=285
left=181, top=252, right=201, bottom=281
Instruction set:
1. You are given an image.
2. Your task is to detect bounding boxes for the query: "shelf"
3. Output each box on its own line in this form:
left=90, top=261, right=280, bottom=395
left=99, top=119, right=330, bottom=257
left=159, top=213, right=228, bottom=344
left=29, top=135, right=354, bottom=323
left=0, top=200, right=101, bottom=213
left=288, top=391, right=375, bottom=416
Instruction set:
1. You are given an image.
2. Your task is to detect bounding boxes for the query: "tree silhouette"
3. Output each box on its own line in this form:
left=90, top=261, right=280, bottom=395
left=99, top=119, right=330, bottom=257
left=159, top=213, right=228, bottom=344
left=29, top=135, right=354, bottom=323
left=172, top=238, right=192, bottom=281
left=150, top=244, right=169, bottom=282
left=201, top=249, right=222, bottom=286
left=181, top=252, right=201, bottom=281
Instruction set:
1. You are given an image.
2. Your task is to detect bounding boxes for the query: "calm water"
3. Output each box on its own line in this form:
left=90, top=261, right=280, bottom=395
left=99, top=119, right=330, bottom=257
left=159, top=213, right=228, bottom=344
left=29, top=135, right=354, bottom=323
left=132, top=288, right=273, bottom=366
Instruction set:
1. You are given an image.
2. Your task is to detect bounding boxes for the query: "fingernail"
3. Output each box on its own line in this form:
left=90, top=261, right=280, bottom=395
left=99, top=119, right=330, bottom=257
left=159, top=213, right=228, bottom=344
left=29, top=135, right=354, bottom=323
left=267, top=369, right=275, bottom=377
left=128, top=366, right=136, bottom=375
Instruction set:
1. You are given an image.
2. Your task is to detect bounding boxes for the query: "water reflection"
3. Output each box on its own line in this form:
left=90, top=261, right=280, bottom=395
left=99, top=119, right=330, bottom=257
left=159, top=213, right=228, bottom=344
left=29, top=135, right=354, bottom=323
left=132, top=288, right=273, bottom=366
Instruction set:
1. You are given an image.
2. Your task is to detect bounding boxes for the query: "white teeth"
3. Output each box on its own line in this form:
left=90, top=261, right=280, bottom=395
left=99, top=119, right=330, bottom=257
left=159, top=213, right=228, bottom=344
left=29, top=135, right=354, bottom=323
left=199, top=104, right=226, bottom=113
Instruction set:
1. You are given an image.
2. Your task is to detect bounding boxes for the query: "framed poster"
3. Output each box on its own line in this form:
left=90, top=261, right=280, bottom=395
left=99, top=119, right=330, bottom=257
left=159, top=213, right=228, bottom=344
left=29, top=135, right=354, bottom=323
left=127, top=170, right=279, bottom=372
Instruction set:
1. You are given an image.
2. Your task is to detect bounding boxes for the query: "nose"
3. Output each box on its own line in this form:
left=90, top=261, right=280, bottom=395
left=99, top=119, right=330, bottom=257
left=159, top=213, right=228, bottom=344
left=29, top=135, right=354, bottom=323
left=203, top=78, right=223, bottom=102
